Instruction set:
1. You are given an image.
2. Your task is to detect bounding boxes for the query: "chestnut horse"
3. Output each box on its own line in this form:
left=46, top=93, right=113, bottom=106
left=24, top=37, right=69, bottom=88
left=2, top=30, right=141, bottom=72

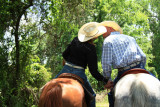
left=114, top=73, right=160, bottom=107
left=38, top=77, right=87, bottom=107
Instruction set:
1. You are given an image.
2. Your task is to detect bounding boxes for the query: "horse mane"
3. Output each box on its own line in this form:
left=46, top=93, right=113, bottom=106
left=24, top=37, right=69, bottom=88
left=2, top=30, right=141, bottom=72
left=38, top=80, right=63, bottom=107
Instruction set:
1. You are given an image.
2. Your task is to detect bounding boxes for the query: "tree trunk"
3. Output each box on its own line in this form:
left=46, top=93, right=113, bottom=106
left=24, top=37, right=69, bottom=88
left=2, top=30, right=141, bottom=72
left=12, top=0, right=33, bottom=95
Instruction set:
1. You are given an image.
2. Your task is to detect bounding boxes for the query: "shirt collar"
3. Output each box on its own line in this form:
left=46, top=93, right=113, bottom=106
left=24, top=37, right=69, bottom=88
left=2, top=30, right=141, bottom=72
left=110, top=31, right=120, bottom=35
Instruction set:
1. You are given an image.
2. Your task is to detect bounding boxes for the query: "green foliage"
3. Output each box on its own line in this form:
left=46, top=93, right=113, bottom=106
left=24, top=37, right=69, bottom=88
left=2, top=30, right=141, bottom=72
left=1, top=0, right=160, bottom=106
left=42, top=0, right=94, bottom=76
left=13, top=62, right=51, bottom=107
left=27, top=63, right=52, bottom=88
left=148, top=0, right=160, bottom=79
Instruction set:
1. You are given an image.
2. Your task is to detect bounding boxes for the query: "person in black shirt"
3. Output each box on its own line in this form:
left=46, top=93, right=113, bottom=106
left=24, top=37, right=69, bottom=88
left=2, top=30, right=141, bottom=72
left=55, top=22, right=108, bottom=107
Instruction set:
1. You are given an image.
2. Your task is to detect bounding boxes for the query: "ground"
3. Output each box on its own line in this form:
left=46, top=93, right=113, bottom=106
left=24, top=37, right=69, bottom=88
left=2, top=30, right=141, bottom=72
left=96, top=90, right=109, bottom=107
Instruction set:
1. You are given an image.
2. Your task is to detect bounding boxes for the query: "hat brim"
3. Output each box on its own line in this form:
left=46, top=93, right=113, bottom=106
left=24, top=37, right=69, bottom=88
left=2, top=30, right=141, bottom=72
left=100, top=21, right=123, bottom=34
left=78, top=23, right=107, bottom=42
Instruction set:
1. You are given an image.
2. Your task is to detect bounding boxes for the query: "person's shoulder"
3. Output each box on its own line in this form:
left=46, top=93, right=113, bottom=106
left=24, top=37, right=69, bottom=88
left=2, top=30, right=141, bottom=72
left=85, top=42, right=95, bottom=48
left=104, top=34, right=117, bottom=43
left=120, top=34, right=135, bottom=40
left=73, top=37, right=95, bottom=50
left=82, top=42, right=95, bottom=53
left=114, top=33, right=133, bottom=40
left=104, top=33, right=125, bottom=44
left=71, top=37, right=80, bottom=44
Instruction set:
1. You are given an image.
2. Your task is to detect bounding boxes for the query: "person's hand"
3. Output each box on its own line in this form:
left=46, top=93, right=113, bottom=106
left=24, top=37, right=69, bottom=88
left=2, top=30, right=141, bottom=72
left=104, top=80, right=114, bottom=92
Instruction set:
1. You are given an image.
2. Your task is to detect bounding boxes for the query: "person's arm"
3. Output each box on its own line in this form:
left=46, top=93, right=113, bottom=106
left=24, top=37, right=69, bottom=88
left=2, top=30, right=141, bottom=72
left=101, top=42, right=113, bottom=80
left=87, top=46, right=108, bottom=84
left=101, top=42, right=114, bottom=90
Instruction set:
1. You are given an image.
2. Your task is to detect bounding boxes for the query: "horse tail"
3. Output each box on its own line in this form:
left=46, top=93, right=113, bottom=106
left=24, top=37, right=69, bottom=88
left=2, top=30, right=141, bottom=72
left=115, top=74, right=160, bottom=107
left=39, top=81, right=63, bottom=107
left=131, top=74, right=160, bottom=107
left=130, top=78, right=148, bottom=107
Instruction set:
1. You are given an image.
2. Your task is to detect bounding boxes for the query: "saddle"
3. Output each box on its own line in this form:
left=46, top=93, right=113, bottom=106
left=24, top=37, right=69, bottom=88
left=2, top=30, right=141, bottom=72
left=120, top=68, right=150, bottom=79
left=58, top=73, right=84, bottom=84
left=58, top=73, right=95, bottom=106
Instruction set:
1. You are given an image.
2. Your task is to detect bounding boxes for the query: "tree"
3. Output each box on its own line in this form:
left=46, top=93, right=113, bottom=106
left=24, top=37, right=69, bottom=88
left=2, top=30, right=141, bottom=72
left=0, top=0, right=34, bottom=106
left=148, top=0, right=160, bottom=78
left=0, top=0, right=159, bottom=106
left=38, top=0, right=95, bottom=76
left=0, top=0, right=51, bottom=106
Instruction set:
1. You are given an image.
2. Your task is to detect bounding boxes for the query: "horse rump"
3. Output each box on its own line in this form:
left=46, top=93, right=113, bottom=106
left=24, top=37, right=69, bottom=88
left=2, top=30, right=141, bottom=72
left=39, top=80, right=63, bottom=107
left=114, top=73, right=160, bottom=107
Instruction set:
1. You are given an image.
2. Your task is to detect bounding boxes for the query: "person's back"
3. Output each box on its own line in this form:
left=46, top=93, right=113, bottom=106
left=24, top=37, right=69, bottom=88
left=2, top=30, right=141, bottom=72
left=103, top=32, right=146, bottom=69
left=63, top=37, right=96, bottom=69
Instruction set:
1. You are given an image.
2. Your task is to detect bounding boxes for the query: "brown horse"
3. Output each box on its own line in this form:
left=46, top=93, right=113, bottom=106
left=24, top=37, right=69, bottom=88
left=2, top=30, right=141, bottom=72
left=114, top=69, right=160, bottom=107
left=38, top=74, right=87, bottom=107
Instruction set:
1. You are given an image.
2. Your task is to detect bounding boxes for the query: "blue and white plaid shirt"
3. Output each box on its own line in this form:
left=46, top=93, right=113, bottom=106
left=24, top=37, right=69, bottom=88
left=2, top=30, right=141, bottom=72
left=102, top=32, right=146, bottom=79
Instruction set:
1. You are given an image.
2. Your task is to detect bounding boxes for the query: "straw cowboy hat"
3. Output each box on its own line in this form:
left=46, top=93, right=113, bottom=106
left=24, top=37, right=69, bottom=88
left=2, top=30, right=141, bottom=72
left=100, top=21, right=123, bottom=34
left=78, top=22, right=107, bottom=42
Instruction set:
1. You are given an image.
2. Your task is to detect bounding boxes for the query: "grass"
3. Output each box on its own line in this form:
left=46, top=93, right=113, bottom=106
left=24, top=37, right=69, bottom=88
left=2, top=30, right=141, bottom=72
left=96, top=90, right=109, bottom=107
left=96, top=102, right=109, bottom=107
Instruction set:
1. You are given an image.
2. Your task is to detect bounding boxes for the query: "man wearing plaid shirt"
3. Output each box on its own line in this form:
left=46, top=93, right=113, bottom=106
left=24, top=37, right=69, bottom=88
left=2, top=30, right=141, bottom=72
left=100, top=21, right=149, bottom=107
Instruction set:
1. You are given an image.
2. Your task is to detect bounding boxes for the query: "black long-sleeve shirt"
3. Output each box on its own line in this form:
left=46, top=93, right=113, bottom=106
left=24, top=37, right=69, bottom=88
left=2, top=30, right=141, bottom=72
left=63, top=37, right=108, bottom=84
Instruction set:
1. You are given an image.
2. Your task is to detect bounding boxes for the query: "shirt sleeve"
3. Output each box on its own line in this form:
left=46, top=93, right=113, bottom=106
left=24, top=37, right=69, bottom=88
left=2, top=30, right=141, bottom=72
left=102, top=41, right=113, bottom=79
left=87, top=46, right=108, bottom=84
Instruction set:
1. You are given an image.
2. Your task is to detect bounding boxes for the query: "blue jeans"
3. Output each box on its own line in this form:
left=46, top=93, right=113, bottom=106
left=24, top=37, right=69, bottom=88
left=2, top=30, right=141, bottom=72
left=55, top=64, right=96, bottom=107
left=108, top=62, right=155, bottom=107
